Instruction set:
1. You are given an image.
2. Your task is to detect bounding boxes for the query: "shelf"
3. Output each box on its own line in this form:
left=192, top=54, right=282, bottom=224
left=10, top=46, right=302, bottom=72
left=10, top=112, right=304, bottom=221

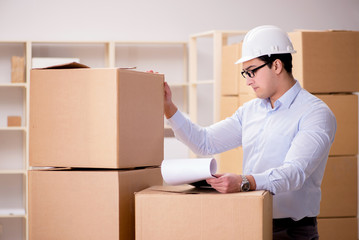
left=164, top=127, right=175, bottom=138
left=0, top=127, right=26, bottom=131
left=0, top=83, right=27, bottom=88
left=0, top=208, right=26, bottom=218
left=190, top=80, right=214, bottom=85
left=0, top=170, right=26, bottom=175
left=168, top=82, right=189, bottom=87
left=0, top=39, right=189, bottom=240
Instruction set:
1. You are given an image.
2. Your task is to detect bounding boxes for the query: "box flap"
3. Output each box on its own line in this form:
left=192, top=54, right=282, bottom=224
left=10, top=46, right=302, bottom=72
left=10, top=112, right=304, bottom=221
left=34, top=62, right=90, bottom=69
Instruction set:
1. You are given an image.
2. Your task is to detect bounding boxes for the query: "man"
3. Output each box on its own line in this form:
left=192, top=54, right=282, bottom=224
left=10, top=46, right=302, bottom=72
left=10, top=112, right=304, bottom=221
left=164, top=25, right=336, bottom=239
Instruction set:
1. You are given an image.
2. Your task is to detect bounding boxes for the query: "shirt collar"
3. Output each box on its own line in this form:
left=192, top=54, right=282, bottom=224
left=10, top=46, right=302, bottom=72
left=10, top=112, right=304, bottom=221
left=260, top=80, right=302, bottom=110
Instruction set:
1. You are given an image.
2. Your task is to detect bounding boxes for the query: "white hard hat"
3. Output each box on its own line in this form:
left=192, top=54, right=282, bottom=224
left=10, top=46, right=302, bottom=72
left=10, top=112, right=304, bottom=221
left=236, top=25, right=296, bottom=64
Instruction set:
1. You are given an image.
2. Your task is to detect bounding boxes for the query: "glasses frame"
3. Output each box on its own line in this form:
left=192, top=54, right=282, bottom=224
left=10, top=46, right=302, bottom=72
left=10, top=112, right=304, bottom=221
left=241, top=62, right=270, bottom=79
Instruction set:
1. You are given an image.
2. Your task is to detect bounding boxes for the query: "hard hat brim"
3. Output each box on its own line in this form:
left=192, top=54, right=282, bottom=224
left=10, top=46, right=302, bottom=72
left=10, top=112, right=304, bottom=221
left=235, top=50, right=296, bottom=64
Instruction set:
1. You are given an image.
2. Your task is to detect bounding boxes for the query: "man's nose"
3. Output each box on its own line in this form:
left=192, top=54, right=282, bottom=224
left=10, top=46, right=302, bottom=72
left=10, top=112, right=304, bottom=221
left=246, top=77, right=254, bottom=86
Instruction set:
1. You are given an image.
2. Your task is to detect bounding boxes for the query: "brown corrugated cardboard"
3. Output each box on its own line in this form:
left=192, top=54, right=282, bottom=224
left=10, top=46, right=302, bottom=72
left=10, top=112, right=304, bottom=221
left=289, top=30, right=359, bottom=93
left=30, top=68, right=164, bottom=168
left=220, top=96, right=238, bottom=120
left=135, top=185, right=272, bottom=240
left=218, top=95, right=256, bottom=174
left=319, top=156, right=357, bottom=217
left=11, top=56, right=25, bottom=83
left=316, top=94, right=358, bottom=156
left=238, top=93, right=257, bottom=106
left=221, top=44, right=240, bottom=96
left=221, top=43, right=253, bottom=96
left=218, top=147, right=243, bottom=174
left=318, top=217, right=358, bottom=240
left=29, top=167, right=162, bottom=240
left=7, top=116, right=21, bottom=127
left=219, top=96, right=240, bottom=174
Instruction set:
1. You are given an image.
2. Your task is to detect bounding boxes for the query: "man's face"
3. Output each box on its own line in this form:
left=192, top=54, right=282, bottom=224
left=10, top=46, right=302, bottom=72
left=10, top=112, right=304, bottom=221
left=241, top=58, right=277, bottom=99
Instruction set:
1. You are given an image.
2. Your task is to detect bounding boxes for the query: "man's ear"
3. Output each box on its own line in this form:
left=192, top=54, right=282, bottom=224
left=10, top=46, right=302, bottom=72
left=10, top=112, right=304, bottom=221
left=273, top=59, right=283, bottom=74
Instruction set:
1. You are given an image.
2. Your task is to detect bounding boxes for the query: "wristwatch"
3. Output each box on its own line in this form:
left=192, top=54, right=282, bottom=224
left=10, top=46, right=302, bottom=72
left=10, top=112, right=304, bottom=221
left=240, top=175, right=250, bottom=192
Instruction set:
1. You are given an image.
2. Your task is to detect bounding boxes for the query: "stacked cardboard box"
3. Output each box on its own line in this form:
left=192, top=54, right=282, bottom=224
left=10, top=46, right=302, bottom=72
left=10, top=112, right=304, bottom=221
left=135, top=185, right=273, bottom=240
left=219, top=42, right=256, bottom=174
left=289, top=30, right=359, bottom=239
left=28, top=64, right=164, bottom=240
left=220, top=30, right=359, bottom=238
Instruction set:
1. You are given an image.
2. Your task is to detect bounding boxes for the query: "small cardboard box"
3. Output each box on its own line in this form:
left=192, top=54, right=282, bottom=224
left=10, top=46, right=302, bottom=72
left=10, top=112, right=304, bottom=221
left=11, top=56, right=25, bottom=83
left=29, top=167, right=162, bottom=240
left=316, top=94, right=358, bottom=156
left=319, top=156, right=357, bottom=217
left=30, top=66, right=164, bottom=168
left=7, top=116, right=21, bottom=127
left=135, top=186, right=272, bottom=240
left=318, top=217, right=358, bottom=240
left=289, top=30, right=359, bottom=93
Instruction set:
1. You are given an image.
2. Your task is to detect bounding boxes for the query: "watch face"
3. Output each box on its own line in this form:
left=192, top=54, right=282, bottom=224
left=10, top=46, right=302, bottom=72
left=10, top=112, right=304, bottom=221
left=241, top=182, right=250, bottom=192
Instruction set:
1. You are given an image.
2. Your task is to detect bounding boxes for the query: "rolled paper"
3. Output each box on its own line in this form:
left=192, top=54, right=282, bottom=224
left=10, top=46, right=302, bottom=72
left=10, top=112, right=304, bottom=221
left=161, top=158, right=217, bottom=185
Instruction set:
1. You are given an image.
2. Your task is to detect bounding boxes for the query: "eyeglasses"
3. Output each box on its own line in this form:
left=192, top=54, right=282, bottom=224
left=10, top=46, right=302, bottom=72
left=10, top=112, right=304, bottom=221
left=241, top=62, right=270, bottom=79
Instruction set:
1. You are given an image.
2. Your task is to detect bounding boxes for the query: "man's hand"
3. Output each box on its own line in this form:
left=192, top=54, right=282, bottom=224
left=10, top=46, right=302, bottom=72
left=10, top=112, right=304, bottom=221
left=206, top=173, right=242, bottom=193
left=147, top=70, right=178, bottom=119
left=164, top=81, right=178, bottom=119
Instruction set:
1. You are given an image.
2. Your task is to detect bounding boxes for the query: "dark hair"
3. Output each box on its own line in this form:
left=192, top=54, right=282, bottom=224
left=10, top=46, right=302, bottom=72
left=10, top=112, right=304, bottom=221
left=258, top=53, right=293, bottom=74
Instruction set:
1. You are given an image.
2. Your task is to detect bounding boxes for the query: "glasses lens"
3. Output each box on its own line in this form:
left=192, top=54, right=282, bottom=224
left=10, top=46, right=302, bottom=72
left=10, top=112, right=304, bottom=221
left=241, top=71, right=246, bottom=79
left=247, top=71, right=254, bottom=78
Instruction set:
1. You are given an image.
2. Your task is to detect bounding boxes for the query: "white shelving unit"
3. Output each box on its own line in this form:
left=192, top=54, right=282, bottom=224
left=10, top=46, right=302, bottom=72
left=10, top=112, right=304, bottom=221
left=188, top=30, right=246, bottom=124
left=0, top=40, right=188, bottom=240
left=0, top=41, right=29, bottom=240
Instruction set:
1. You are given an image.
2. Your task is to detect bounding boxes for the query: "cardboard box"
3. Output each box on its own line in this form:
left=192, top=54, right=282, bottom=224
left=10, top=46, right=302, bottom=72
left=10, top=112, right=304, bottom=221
left=220, top=96, right=239, bottom=120
left=11, top=56, right=25, bottom=83
left=30, top=67, right=164, bottom=168
left=219, top=96, right=241, bottom=174
left=316, top=94, right=358, bottom=156
left=238, top=93, right=257, bottom=106
left=29, top=167, right=162, bottom=240
left=218, top=147, right=243, bottom=174
left=7, top=116, right=21, bottom=127
left=221, top=44, right=240, bottom=96
left=135, top=186, right=272, bottom=240
left=289, top=30, right=359, bottom=93
left=219, top=95, right=255, bottom=174
left=221, top=43, right=253, bottom=96
left=319, top=156, right=357, bottom=217
left=318, top=217, right=358, bottom=240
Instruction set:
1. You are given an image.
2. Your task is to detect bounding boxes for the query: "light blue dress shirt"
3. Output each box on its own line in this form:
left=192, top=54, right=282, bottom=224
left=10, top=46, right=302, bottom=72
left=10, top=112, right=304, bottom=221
left=167, top=81, right=336, bottom=220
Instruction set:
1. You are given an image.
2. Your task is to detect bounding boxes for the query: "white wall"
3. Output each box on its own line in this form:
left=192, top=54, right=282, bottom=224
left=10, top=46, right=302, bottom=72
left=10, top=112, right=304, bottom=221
left=0, top=0, right=358, bottom=41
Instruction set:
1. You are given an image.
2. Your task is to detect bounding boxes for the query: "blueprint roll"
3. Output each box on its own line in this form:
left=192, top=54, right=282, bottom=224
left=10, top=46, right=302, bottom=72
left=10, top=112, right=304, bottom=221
left=161, top=158, right=217, bottom=185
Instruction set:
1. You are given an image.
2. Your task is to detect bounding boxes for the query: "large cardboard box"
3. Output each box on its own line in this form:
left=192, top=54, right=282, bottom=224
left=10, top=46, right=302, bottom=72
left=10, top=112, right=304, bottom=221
left=289, top=30, right=359, bottom=93
left=29, top=167, right=162, bottom=240
left=218, top=95, right=255, bottom=174
left=135, top=185, right=272, bottom=240
left=221, top=43, right=240, bottom=96
left=319, top=156, right=357, bottom=217
left=220, top=96, right=238, bottom=120
left=316, top=94, right=358, bottom=156
left=218, top=147, right=243, bottom=174
left=221, top=43, right=253, bottom=96
left=318, top=217, right=358, bottom=240
left=30, top=67, right=164, bottom=168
